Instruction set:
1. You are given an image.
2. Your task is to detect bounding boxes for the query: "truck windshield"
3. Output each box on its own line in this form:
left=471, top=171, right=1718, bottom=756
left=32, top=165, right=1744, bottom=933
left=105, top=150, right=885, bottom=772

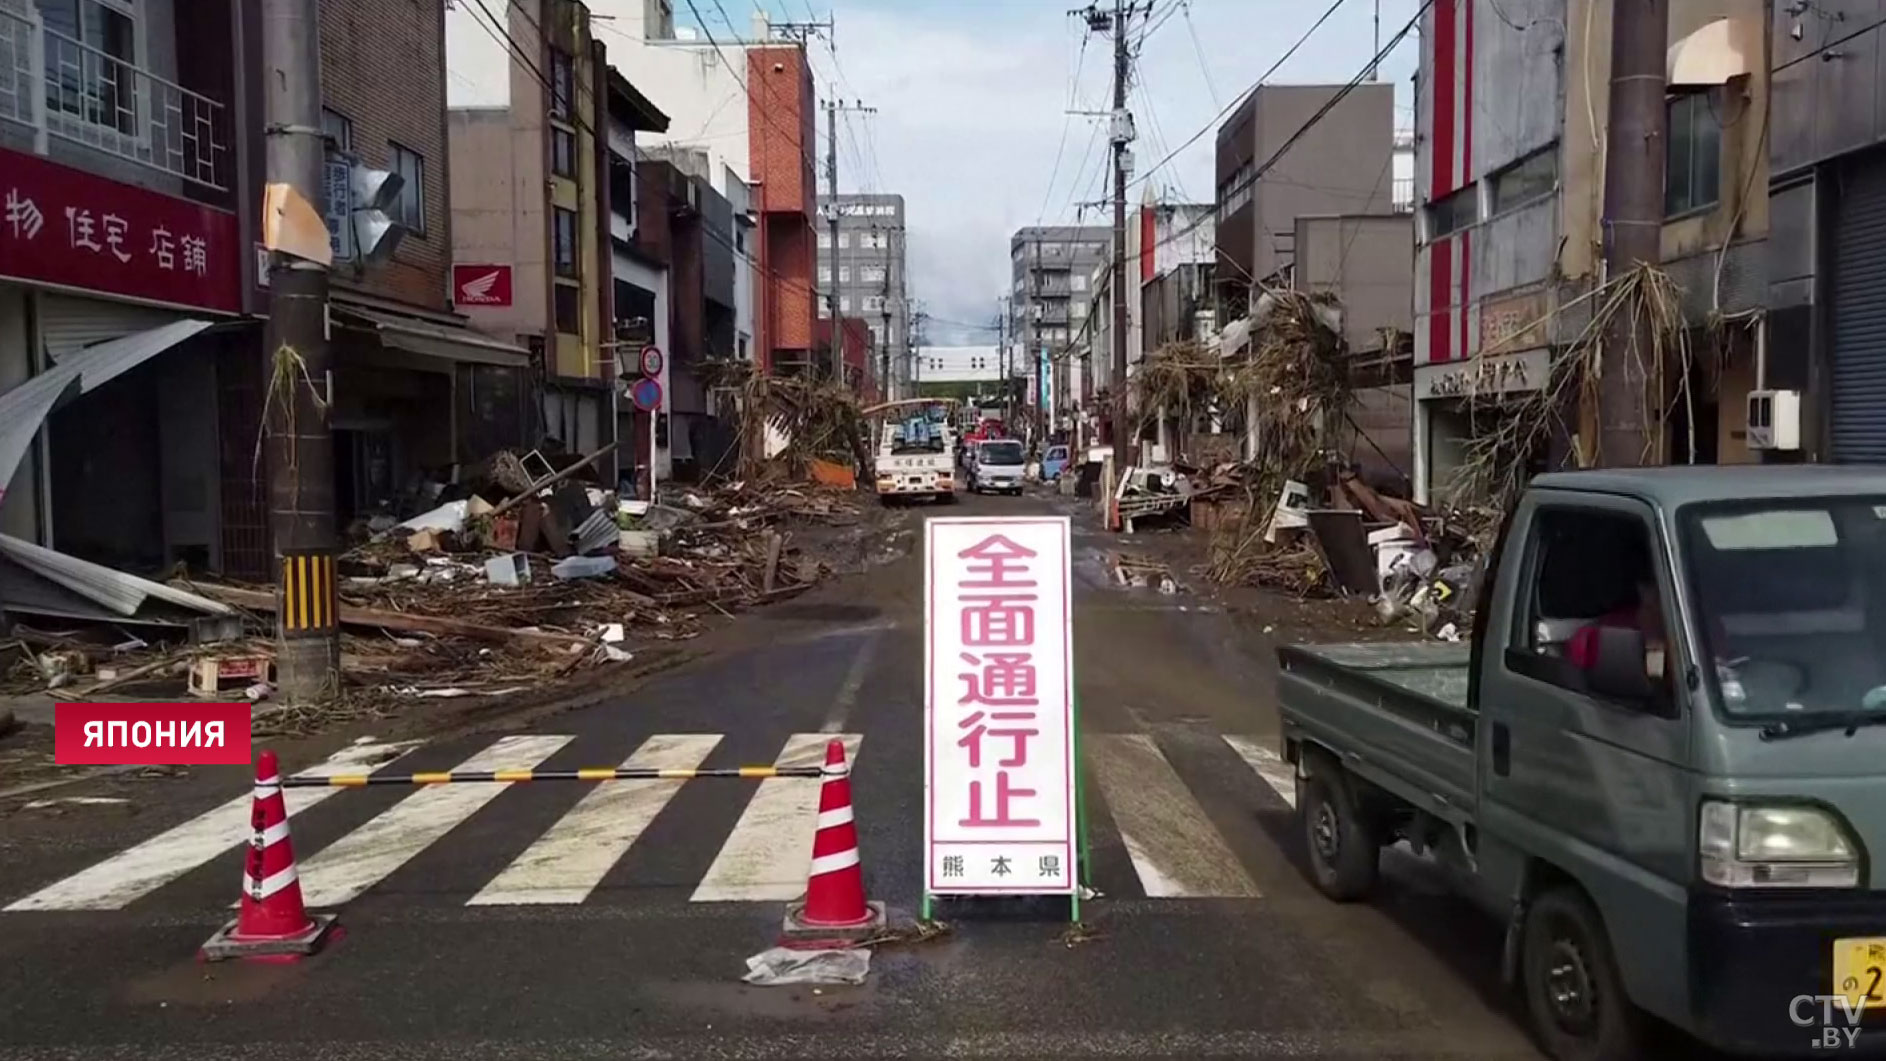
left=1681, top=497, right=1886, bottom=718
left=980, top=441, right=1024, bottom=464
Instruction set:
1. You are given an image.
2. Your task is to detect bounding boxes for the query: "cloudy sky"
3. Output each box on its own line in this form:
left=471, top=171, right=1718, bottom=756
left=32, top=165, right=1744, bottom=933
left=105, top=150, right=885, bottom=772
left=705, top=0, right=1422, bottom=344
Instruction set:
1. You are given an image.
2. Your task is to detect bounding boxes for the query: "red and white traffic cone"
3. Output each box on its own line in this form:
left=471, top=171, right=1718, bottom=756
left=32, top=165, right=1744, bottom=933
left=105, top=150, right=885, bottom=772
left=200, top=750, right=337, bottom=961
left=783, top=739, right=884, bottom=939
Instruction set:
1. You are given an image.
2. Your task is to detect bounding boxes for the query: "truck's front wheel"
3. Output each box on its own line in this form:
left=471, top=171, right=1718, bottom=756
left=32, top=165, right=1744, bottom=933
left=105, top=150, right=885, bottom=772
left=1521, top=886, right=1644, bottom=1061
left=1299, top=768, right=1379, bottom=901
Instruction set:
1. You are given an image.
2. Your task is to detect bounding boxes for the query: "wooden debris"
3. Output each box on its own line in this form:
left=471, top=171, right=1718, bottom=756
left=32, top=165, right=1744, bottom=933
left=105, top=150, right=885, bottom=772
left=191, top=584, right=592, bottom=650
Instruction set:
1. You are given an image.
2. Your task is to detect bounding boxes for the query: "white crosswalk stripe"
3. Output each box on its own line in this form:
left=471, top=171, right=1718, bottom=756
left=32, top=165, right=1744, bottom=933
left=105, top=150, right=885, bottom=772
left=690, top=733, right=862, bottom=903
left=4, top=730, right=1304, bottom=912
left=468, top=734, right=723, bottom=905
left=4, top=740, right=420, bottom=912
left=1222, top=735, right=1297, bottom=809
left=294, top=735, right=572, bottom=908
left=1087, top=733, right=1260, bottom=899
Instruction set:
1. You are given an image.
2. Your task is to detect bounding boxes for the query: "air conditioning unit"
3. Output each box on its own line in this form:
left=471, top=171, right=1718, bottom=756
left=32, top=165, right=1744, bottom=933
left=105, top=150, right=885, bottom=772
left=1746, top=389, right=1802, bottom=450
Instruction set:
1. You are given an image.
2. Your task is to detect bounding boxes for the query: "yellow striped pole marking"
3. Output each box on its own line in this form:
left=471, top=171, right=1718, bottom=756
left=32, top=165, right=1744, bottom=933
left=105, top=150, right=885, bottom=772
left=279, top=552, right=338, bottom=634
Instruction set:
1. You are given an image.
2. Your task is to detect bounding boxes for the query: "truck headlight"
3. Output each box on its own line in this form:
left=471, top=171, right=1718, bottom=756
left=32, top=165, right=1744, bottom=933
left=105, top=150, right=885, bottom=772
left=1700, top=801, right=1861, bottom=888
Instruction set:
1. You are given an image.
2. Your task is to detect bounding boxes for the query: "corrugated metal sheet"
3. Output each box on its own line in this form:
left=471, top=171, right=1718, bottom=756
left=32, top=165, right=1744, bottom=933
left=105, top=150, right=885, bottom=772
left=0, top=533, right=231, bottom=617
left=1831, top=155, right=1886, bottom=462
left=38, top=294, right=188, bottom=362
left=0, top=319, right=213, bottom=504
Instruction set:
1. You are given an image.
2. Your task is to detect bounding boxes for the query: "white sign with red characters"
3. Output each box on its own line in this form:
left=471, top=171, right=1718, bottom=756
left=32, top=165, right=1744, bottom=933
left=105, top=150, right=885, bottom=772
left=924, top=516, right=1075, bottom=895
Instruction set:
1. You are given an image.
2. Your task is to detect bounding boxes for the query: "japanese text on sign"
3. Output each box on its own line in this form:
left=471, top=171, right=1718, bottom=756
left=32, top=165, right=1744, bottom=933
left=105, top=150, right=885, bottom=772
left=925, top=517, right=1074, bottom=895
left=0, top=147, right=240, bottom=313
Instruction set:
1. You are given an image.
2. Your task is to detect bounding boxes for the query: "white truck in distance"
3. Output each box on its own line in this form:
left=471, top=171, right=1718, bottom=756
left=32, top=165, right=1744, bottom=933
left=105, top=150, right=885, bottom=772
left=874, top=413, right=956, bottom=504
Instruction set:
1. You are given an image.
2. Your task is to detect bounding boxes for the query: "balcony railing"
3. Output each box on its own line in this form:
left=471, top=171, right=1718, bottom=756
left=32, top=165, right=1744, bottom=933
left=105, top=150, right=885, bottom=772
left=1393, top=177, right=1415, bottom=213
left=0, top=3, right=229, bottom=190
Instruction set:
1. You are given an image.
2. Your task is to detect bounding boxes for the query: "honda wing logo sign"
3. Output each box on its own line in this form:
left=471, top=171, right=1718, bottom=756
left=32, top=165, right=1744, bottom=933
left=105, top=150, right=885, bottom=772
left=453, top=264, right=513, bottom=307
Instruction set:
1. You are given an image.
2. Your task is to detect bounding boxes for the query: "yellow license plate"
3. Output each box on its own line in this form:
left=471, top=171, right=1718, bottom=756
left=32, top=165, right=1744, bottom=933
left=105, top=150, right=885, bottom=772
left=1833, top=938, right=1886, bottom=1010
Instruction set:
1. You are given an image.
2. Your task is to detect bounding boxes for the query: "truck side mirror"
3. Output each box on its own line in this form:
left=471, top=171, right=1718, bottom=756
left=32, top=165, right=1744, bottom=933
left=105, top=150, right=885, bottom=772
left=1588, top=625, right=1656, bottom=703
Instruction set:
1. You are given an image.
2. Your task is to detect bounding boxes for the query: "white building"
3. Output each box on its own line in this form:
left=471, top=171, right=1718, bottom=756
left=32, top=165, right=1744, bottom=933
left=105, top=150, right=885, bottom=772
left=916, top=346, right=1003, bottom=383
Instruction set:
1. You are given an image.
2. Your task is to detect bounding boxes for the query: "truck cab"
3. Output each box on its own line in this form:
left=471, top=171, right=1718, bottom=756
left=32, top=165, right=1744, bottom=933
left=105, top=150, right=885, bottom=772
left=1276, top=466, right=1886, bottom=1058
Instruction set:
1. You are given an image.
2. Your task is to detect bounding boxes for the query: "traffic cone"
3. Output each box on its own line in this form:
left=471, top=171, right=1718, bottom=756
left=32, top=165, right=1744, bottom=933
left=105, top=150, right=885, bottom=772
left=200, top=750, right=337, bottom=961
left=783, top=739, right=884, bottom=939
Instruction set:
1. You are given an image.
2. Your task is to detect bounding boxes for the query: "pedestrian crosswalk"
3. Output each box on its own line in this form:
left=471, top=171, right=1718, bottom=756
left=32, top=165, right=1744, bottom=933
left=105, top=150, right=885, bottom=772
left=2, top=730, right=1301, bottom=914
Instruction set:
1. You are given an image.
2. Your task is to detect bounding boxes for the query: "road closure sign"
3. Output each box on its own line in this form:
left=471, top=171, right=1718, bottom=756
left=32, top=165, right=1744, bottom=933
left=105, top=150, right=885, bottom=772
left=924, top=516, right=1075, bottom=896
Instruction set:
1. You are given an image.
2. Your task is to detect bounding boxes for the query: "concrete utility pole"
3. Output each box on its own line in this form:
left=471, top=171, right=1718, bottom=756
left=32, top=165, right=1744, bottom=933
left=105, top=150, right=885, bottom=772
left=262, top=0, right=339, bottom=698
left=997, top=295, right=1009, bottom=424
left=1031, top=237, right=1042, bottom=441
left=821, top=98, right=875, bottom=383
left=824, top=101, right=840, bottom=380
left=1107, top=0, right=1133, bottom=461
left=1597, top=0, right=1669, bottom=466
left=879, top=225, right=892, bottom=399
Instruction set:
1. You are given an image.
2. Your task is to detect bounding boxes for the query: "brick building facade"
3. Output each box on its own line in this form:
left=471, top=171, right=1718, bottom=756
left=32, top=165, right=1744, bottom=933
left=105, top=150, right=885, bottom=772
left=318, top=0, right=453, bottom=312
left=747, top=45, right=817, bottom=372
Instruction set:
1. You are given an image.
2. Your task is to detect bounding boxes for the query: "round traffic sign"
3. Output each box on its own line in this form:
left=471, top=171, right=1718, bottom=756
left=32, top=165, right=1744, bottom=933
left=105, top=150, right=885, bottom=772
left=630, top=376, right=663, bottom=412
left=639, top=345, right=664, bottom=378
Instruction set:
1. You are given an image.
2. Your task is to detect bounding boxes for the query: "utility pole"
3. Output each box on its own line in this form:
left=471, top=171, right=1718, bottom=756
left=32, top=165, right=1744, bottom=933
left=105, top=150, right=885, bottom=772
left=1031, top=237, right=1042, bottom=442
left=1597, top=0, right=1669, bottom=466
left=262, top=0, right=339, bottom=698
left=879, top=224, right=892, bottom=400
left=824, top=101, right=840, bottom=382
left=997, top=295, right=1009, bottom=424
left=821, top=98, right=875, bottom=383
left=1107, top=0, right=1134, bottom=461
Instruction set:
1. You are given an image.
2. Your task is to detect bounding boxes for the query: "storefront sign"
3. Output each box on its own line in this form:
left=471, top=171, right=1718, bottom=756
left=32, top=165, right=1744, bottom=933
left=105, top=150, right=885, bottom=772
left=0, top=147, right=240, bottom=313
left=925, top=517, right=1076, bottom=896
left=453, top=264, right=513, bottom=306
left=1416, top=348, right=1551, bottom=400
left=1478, top=291, right=1549, bottom=355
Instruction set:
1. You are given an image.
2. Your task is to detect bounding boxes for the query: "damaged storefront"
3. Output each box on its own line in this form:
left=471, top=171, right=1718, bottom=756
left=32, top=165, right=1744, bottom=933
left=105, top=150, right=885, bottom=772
left=320, top=302, right=534, bottom=529
left=1412, top=287, right=1555, bottom=506
left=0, top=142, right=251, bottom=582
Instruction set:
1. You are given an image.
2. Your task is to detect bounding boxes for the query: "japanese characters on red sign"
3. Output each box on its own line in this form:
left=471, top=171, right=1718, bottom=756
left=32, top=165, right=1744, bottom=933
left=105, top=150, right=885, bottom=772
left=0, top=147, right=241, bottom=313
left=925, top=517, right=1074, bottom=895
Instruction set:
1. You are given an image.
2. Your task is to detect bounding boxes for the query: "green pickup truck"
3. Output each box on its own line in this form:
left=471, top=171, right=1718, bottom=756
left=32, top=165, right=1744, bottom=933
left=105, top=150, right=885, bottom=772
left=1277, top=466, right=1886, bottom=1059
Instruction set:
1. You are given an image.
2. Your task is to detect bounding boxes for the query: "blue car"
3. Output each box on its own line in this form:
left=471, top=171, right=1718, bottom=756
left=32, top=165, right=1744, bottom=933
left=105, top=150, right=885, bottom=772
left=1041, top=445, right=1070, bottom=482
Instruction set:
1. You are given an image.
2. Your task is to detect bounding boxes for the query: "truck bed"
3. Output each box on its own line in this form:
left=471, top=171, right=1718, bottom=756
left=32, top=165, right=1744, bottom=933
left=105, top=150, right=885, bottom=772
left=1276, top=641, right=1478, bottom=825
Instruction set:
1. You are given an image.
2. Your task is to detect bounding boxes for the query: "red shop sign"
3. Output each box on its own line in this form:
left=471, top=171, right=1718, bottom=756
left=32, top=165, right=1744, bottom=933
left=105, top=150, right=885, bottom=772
left=453, top=263, right=513, bottom=307
left=0, top=147, right=241, bottom=314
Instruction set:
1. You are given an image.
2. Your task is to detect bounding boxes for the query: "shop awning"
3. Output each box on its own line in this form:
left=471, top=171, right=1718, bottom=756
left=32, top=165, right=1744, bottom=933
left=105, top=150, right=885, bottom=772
left=0, top=318, right=213, bottom=505
left=334, top=306, right=531, bottom=368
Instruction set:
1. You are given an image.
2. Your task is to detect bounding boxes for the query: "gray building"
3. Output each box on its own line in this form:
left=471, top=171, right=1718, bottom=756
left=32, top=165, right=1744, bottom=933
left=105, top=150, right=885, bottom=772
left=817, top=193, right=907, bottom=393
left=1010, top=225, right=1110, bottom=408
left=1216, top=83, right=1396, bottom=309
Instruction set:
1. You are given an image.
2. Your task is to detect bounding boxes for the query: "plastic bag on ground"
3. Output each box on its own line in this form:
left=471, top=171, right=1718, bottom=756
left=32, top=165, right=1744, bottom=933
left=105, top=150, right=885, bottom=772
left=740, top=946, right=871, bottom=986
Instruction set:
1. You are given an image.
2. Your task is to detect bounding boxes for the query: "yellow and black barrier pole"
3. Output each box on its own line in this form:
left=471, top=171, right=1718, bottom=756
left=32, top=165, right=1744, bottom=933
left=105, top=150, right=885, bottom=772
left=280, top=765, right=826, bottom=788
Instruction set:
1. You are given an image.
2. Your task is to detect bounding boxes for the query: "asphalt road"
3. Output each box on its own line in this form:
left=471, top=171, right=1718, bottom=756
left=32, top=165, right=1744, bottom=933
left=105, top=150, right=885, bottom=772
left=0, top=489, right=1546, bottom=1061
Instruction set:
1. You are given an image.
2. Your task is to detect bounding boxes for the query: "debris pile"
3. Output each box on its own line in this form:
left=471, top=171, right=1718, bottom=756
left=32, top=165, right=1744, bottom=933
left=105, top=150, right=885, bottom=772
left=0, top=449, right=869, bottom=715
left=701, top=361, right=873, bottom=480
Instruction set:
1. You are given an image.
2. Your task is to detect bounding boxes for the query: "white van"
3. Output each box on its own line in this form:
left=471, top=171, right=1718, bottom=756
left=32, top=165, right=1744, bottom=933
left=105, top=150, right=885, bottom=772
left=968, top=439, right=1026, bottom=495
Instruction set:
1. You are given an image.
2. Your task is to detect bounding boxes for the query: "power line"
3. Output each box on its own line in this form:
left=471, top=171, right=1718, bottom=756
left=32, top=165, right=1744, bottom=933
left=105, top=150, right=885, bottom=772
left=1032, top=32, right=1092, bottom=227
left=1179, top=0, right=1220, bottom=108
left=1146, top=0, right=1431, bottom=259
left=1127, top=0, right=1350, bottom=192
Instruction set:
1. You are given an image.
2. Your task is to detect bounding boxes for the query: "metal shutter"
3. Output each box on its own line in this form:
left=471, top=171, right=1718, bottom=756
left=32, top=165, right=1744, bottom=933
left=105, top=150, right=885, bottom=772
left=1831, top=154, right=1886, bottom=461
left=36, top=294, right=183, bottom=364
